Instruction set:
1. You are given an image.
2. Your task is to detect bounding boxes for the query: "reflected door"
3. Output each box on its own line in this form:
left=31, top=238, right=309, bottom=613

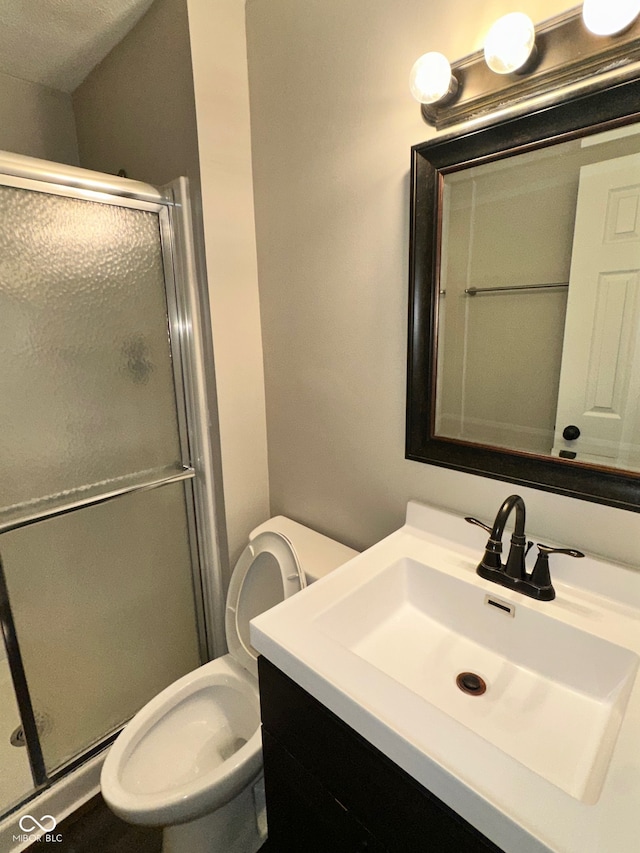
left=554, top=153, right=640, bottom=467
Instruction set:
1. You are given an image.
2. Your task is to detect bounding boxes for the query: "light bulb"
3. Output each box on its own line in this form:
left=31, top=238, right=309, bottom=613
left=409, top=52, right=457, bottom=105
left=582, top=0, right=640, bottom=35
left=484, top=12, right=536, bottom=74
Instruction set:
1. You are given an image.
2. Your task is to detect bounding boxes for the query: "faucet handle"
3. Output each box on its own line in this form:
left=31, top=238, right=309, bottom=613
left=536, top=544, right=585, bottom=559
left=464, top=516, right=492, bottom=534
left=530, top=543, right=585, bottom=591
left=465, top=516, right=503, bottom=571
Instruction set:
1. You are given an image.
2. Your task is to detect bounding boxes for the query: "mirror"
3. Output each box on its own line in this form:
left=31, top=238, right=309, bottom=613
left=407, top=77, right=640, bottom=511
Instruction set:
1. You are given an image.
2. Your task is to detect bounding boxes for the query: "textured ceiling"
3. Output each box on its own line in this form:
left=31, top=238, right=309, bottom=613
left=0, top=0, right=156, bottom=93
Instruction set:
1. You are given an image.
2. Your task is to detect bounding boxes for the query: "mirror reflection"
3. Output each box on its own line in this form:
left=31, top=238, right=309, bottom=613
left=436, top=121, right=640, bottom=472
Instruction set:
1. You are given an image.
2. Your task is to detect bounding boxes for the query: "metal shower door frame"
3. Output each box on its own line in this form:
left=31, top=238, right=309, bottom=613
left=0, top=154, right=225, bottom=796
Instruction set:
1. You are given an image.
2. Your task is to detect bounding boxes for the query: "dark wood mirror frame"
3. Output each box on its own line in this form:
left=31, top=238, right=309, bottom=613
left=406, top=77, right=640, bottom=512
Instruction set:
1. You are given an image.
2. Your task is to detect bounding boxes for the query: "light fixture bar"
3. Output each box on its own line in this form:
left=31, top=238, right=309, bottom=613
left=421, top=7, right=640, bottom=129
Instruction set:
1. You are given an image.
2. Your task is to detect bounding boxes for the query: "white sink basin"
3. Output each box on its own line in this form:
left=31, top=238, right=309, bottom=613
left=251, top=501, right=640, bottom=853
left=315, top=557, right=638, bottom=803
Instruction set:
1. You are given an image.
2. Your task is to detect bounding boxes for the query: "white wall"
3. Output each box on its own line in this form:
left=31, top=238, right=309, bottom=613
left=438, top=152, right=575, bottom=453
left=187, top=0, right=270, bottom=567
left=246, top=0, right=640, bottom=569
left=0, top=72, right=79, bottom=165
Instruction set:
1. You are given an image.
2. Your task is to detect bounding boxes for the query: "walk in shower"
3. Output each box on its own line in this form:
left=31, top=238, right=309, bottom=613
left=0, top=152, right=223, bottom=831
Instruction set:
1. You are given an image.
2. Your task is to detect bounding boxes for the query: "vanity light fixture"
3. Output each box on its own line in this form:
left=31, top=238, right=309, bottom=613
left=483, top=12, right=536, bottom=75
left=412, top=6, right=640, bottom=130
left=582, top=0, right=640, bottom=35
left=409, top=52, right=458, bottom=105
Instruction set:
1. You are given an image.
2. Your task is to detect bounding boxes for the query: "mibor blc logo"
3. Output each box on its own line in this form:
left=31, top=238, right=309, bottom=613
left=13, top=814, right=62, bottom=844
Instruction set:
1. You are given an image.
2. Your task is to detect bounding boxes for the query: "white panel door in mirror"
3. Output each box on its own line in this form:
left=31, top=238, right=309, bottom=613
left=554, top=153, right=640, bottom=468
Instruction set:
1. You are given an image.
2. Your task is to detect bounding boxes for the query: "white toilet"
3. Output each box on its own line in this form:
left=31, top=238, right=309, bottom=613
left=101, top=516, right=357, bottom=853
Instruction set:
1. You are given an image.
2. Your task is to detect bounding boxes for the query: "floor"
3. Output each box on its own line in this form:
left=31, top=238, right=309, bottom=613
left=26, top=795, right=162, bottom=853
left=24, top=795, right=272, bottom=852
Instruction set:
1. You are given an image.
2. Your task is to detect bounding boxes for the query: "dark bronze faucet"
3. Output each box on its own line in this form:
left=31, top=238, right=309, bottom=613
left=466, top=494, right=584, bottom=601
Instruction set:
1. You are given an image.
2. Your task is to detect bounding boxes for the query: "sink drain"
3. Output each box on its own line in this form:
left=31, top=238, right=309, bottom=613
left=456, top=672, right=487, bottom=696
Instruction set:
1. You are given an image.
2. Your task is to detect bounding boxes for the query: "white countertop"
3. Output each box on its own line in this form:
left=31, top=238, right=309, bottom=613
left=250, top=501, right=640, bottom=853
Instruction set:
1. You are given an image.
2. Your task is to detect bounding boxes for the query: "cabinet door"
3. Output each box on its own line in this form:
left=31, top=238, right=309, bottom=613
left=263, top=730, right=383, bottom=853
left=259, top=657, right=504, bottom=853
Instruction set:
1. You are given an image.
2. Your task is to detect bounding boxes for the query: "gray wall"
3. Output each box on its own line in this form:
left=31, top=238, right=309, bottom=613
left=72, top=0, right=268, bottom=580
left=246, top=0, right=640, bottom=568
left=186, top=0, right=270, bottom=571
left=0, top=72, right=79, bottom=165
left=72, top=0, right=200, bottom=189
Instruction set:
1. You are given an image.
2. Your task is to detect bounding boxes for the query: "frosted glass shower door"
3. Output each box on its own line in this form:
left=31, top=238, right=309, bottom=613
left=0, top=633, right=33, bottom=812
left=0, top=184, right=183, bottom=506
left=1, top=485, right=200, bottom=773
left=0, top=177, right=205, bottom=782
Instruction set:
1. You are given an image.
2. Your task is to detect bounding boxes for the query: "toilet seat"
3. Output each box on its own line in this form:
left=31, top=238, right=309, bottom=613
left=102, top=527, right=308, bottom=827
left=225, top=530, right=306, bottom=676
left=101, top=516, right=358, bottom=843
left=100, top=655, right=262, bottom=826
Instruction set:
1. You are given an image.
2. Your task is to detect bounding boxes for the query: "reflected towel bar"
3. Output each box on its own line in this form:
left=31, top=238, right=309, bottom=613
left=464, top=282, right=569, bottom=296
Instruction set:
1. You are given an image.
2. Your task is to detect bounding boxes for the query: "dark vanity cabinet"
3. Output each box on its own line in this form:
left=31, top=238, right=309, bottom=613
left=258, top=657, right=504, bottom=852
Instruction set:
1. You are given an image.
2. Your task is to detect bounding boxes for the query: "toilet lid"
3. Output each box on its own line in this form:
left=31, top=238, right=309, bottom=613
left=225, top=530, right=306, bottom=675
